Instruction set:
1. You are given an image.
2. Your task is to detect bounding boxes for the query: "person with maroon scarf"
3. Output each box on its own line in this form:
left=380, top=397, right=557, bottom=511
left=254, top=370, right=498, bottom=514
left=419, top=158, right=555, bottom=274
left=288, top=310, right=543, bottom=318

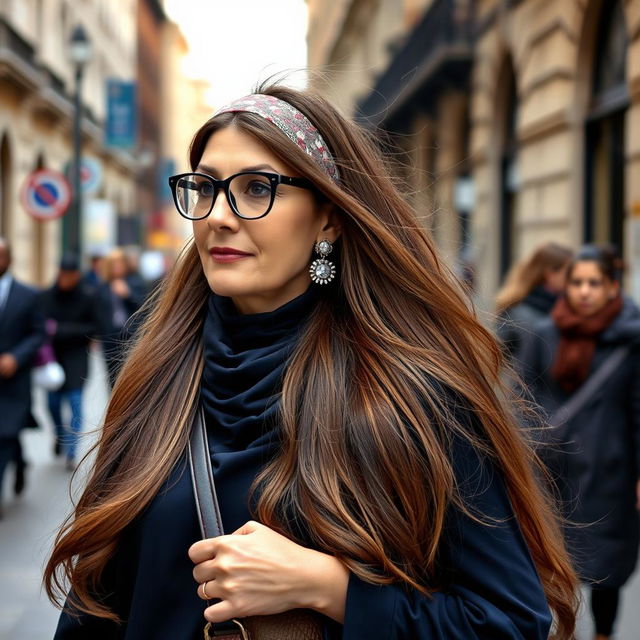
left=519, top=245, right=640, bottom=640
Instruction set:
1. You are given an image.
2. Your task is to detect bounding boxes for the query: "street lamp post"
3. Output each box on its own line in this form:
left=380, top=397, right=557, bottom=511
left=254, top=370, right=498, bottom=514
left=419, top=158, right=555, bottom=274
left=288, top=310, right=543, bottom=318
left=66, top=25, right=92, bottom=257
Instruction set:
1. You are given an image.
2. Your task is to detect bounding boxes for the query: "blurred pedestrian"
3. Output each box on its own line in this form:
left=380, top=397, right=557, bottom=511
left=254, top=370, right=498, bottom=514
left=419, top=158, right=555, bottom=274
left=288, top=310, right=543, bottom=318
left=123, top=245, right=147, bottom=300
left=519, top=244, right=640, bottom=640
left=40, top=254, right=98, bottom=471
left=83, top=253, right=104, bottom=292
left=45, top=85, right=577, bottom=639
left=0, top=237, right=45, bottom=516
left=495, top=242, right=573, bottom=360
left=95, top=247, right=144, bottom=387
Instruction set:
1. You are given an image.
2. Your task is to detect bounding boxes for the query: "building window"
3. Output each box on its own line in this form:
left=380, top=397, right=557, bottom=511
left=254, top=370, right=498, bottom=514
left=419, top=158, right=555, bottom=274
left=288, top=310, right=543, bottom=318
left=584, top=0, right=628, bottom=252
left=499, top=61, right=519, bottom=278
left=456, top=106, right=473, bottom=262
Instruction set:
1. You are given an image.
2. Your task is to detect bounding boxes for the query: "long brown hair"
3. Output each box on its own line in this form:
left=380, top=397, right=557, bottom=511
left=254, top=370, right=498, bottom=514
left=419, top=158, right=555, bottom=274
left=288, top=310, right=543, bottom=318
left=45, top=84, right=577, bottom=637
left=496, top=242, right=573, bottom=312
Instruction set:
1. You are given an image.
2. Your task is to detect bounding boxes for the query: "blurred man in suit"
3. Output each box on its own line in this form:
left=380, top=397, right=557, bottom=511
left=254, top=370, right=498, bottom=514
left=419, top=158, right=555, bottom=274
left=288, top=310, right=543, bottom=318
left=0, top=237, right=44, bottom=516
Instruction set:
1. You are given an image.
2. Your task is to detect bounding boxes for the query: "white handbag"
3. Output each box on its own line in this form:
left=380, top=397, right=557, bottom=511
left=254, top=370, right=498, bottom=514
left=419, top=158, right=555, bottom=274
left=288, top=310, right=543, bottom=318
left=33, top=360, right=66, bottom=391
left=32, top=341, right=66, bottom=391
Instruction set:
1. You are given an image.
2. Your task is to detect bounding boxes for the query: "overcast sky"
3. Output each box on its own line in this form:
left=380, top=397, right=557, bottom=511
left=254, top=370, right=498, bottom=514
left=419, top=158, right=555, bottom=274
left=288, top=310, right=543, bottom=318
left=163, top=0, right=309, bottom=109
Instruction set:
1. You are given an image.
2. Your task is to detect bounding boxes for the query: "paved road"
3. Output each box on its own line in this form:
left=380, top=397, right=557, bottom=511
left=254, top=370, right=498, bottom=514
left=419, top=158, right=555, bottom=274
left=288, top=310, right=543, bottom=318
left=0, top=348, right=639, bottom=639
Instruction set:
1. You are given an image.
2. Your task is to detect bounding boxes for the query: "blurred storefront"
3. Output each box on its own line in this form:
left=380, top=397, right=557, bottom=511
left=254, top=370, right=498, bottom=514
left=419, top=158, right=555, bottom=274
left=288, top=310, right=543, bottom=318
left=137, top=0, right=165, bottom=250
left=159, top=20, right=213, bottom=253
left=137, top=0, right=214, bottom=256
left=308, top=0, right=640, bottom=309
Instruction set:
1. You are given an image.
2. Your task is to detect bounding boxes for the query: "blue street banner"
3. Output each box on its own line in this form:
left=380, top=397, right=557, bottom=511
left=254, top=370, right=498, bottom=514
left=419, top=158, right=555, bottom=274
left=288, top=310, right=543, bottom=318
left=158, top=158, right=176, bottom=204
left=105, top=79, right=136, bottom=148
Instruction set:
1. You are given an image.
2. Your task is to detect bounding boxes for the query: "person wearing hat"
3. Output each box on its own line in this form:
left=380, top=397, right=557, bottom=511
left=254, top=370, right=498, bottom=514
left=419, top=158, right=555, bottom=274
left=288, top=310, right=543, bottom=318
left=40, top=254, right=99, bottom=470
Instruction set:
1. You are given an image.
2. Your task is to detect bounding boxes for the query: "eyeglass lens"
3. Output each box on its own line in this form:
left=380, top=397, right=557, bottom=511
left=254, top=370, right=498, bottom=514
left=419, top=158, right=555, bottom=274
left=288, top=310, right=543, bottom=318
left=175, top=173, right=274, bottom=219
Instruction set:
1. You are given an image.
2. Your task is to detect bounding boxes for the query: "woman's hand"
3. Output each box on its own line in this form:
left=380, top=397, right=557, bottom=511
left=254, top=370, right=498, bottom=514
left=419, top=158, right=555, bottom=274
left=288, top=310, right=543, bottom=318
left=110, top=278, right=130, bottom=298
left=189, top=520, right=349, bottom=624
left=0, top=353, right=18, bottom=378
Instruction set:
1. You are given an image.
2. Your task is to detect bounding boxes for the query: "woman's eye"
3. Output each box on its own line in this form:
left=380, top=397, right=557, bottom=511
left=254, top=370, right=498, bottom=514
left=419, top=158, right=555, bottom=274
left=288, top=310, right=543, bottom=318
left=247, top=181, right=271, bottom=197
left=199, top=182, right=215, bottom=197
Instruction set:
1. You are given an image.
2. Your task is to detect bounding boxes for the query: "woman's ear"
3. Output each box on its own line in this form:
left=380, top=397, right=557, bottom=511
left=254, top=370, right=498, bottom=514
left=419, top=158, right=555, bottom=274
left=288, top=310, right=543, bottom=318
left=317, top=203, right=342, bottom=244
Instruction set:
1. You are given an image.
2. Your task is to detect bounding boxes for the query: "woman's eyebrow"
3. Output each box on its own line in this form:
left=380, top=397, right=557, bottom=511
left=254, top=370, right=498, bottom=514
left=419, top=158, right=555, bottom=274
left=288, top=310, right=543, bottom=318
left=196, top=163, right=278, bottom=176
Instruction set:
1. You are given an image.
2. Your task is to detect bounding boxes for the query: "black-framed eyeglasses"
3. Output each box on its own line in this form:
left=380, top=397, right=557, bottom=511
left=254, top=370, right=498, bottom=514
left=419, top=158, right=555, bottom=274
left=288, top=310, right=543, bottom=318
left=168, top=171, right=315, bottom=221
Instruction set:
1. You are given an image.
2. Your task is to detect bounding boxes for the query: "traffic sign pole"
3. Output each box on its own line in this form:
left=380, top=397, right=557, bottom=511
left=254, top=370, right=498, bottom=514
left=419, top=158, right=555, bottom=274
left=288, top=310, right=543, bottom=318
left=68, top=63, right=84, bottom=256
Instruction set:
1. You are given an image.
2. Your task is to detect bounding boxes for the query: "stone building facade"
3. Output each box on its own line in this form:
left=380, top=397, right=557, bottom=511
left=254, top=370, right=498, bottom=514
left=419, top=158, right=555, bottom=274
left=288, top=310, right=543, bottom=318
left=308, top=0, right=640, bottom=310
left=136, top=0, right=164, bottom=247
left=0, top=0, right=138, bottom=285
left=0, top=0, right=211, bottom=286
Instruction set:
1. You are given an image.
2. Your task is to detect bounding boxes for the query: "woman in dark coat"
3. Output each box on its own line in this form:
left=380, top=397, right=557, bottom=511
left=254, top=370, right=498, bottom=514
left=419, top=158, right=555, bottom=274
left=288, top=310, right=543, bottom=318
left=94, top=248, right=145, bottom=387
left=495, top=242, right=573, bottom=360
left=45, top=86, right=578, bottom=639
left=519, top=244, right=640, bottom=640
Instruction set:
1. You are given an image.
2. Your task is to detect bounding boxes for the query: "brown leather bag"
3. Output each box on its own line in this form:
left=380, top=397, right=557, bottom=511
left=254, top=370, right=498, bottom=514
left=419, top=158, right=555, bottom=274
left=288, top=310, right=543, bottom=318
left=188, top=407, right=324, bottom=640
left=203, top=609, right=323, bottom=640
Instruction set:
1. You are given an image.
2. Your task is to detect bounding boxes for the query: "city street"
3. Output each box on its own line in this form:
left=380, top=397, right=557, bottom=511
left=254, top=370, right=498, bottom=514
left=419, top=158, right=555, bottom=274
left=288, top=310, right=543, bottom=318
left=1, top=0, right=639, bottom=637
left=0, top=348, right=639, bottom=639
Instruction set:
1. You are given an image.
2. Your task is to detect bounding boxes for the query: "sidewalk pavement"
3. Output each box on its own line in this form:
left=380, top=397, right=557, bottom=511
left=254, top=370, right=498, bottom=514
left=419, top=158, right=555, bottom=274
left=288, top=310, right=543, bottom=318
left=0, top=347, right=638, bottom=639
left=0, top=347, right=107, bottom=640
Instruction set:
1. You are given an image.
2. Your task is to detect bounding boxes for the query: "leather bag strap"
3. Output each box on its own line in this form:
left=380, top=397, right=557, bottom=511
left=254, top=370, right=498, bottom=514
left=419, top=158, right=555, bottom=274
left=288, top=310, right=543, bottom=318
left=188, top=407, right=248, bottom=639
left=188, top=406, right=225, bottom=539
left=548, top=343, right=631, bottom=428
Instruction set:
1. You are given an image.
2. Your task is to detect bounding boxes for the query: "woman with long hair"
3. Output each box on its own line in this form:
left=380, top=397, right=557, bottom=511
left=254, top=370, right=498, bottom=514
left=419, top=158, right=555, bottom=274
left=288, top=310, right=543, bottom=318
left=519, top=245, right=640, bottom=640
left=45, top=85, right=577, bottom=638
left=495, top=242, right=573, bottom=359
left=94, top=247, right=145, bottom=387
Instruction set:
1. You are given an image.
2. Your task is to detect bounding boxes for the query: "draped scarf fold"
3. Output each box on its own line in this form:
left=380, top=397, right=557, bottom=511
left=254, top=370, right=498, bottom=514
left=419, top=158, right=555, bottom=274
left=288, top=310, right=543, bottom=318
left=200, top=287, right=319, bottom=452
left=551, top=295, right=623, bottom=393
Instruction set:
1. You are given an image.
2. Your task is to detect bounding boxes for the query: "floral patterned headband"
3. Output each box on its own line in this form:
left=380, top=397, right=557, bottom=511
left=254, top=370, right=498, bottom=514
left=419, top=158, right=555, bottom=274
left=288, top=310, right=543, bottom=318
left=215, top=94, right=340, bottom=184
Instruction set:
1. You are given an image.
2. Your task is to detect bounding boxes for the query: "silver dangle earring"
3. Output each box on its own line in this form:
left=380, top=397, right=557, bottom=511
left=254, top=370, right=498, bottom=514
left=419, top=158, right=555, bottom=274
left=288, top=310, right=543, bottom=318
left=309, top=238, right=336, bottom=285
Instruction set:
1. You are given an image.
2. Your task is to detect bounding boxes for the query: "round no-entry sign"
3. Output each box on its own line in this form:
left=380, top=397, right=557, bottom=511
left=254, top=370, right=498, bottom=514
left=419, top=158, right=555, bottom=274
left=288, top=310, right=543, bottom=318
left=20, top=169, right=72, bottom=221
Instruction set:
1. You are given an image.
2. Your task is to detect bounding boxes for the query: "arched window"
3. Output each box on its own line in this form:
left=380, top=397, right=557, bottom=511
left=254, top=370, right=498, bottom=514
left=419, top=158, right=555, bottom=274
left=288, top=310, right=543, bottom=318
left=584, top=0, right=628, bottom=251
left=456, top=105, right=472, bottom=260
left=498, top=60, right=519, bottom=277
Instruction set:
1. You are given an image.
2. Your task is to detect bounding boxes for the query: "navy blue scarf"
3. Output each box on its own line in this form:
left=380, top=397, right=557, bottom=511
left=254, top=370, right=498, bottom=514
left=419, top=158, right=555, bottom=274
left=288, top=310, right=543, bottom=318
left=200, top=287, right=319, bottom=453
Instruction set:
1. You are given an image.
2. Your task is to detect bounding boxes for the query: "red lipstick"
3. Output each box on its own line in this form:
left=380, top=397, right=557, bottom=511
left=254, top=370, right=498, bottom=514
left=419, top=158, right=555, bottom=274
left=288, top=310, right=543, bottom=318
left=209, top=246, right=252, bottom=263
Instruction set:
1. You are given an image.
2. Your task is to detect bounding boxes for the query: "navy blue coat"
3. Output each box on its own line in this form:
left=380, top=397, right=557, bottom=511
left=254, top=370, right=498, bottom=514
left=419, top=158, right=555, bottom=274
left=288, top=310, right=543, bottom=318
left=94, top=279, right=145, bottom=341
left=518, top=298, right=640, bottom=587
left=0, top=278, right=45, bottom=438
left=54, top=407, right=552, bottom=639
left=40, top=284, right=99, bottom=391
left=55, top=289, right=551, bottom=638
left=496, top=287, right=558, bottom=360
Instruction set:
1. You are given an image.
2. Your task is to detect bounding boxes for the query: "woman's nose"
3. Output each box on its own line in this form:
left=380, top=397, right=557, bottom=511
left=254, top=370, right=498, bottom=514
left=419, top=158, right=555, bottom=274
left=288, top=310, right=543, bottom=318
left=207, top=189, right=238, bottom=231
